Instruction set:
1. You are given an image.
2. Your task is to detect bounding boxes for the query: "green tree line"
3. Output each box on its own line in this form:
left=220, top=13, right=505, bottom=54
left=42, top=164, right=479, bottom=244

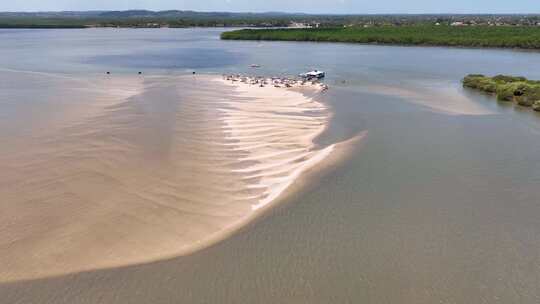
left=221, top=26, right=540, bottom=49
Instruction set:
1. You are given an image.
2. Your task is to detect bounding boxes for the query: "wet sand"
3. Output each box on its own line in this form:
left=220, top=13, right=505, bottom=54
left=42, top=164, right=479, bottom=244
left=0, top=72, right=351, bottom=282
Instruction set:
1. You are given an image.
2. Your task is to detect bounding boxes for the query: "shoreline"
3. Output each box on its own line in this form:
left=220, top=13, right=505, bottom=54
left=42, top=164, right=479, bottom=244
left=221, top=37, right=540, bottom=53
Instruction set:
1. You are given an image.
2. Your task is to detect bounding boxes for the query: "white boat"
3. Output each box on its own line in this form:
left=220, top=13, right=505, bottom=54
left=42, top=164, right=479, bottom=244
left=300, top=70, right=325, bottom=79
left=250, top=64, right=261, bottom=68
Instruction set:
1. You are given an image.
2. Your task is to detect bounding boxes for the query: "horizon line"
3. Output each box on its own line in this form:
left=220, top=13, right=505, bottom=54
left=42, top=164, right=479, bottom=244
left=1, top=10, right=540, bottom=16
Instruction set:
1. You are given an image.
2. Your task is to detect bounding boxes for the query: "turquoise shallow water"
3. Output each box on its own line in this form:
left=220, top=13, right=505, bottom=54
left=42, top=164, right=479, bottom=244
left=2, top=28, right=540, bottom=303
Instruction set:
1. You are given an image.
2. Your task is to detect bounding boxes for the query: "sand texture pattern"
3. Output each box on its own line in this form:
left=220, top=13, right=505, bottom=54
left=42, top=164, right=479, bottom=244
left=0, top=73, right=337, bottom=281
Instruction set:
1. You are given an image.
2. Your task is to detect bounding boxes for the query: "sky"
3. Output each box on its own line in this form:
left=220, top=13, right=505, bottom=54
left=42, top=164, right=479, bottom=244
left=1, top=0, right=539, bottom=14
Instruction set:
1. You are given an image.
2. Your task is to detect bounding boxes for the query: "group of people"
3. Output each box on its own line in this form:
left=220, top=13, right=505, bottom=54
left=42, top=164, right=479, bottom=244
left=223, top=74, right=329, bottom=91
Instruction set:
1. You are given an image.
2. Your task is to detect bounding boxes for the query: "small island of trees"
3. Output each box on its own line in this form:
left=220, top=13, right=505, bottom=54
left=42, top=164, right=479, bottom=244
left=463, top=74, right=540, bottom=111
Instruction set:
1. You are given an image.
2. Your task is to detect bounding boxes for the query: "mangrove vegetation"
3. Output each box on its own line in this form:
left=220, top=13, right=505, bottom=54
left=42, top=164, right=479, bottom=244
left=463, top=74, right=540, bottom=111
left=221, top=26, right=540, bottom=49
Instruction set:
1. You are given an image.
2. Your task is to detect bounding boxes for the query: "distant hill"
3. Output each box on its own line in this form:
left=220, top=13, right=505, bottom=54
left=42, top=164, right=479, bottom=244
left=0, top=10, right=314, bottom=28
left=0, top=10, right=305, bottom=19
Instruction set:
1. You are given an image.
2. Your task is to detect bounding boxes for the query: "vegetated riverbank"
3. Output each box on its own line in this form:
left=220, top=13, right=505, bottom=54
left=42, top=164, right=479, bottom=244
left=0, top=18, right=270, bottom=29
left=221, top=26, right=540, bottom=49
left=463, top=74, right=540, bottom=111
left=0, top=11, right=313, bottom=29
left=0, top=23, right=86, bottom=29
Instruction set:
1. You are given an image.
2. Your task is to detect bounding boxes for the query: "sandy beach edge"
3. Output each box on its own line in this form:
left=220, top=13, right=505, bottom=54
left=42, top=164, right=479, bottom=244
left=112, top=75, right=367, bottom=262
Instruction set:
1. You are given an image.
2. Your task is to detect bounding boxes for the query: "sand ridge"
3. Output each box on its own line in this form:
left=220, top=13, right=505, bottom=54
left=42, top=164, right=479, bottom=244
left=214, top=76, right=334, bottom=210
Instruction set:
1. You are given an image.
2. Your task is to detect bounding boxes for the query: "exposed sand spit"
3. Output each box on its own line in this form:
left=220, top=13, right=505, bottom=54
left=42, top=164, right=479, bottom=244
left=0, top=73, right=353, bottom=282
left=215, top=77, right=335, bottom=210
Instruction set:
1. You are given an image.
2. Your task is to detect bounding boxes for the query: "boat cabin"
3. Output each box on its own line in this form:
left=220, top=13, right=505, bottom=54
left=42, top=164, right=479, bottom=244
left=300, top=70, right=325, bottom=79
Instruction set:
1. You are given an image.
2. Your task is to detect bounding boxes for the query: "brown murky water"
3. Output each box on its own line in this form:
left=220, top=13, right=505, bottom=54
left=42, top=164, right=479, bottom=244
left=1, top=28, right=540, bottom=303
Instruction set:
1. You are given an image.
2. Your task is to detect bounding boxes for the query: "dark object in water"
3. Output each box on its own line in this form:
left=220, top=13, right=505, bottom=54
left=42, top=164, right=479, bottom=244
left=138, top=72, right=142, bottom=75
left=193, top=71, right=196, bottom=75
left=106, top=71, right=110, bottom=74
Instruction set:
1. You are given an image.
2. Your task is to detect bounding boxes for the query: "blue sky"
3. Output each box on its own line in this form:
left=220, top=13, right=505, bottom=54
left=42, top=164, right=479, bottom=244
left=1, top=0, right=539, bottom=14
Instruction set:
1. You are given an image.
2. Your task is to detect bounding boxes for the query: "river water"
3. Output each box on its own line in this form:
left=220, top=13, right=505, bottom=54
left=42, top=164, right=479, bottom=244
left=1, top=28, right=540, bottom=303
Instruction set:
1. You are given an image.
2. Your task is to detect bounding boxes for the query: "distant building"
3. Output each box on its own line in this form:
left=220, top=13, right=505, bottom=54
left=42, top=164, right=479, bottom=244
left=289, top=22, right=311, bottom=28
